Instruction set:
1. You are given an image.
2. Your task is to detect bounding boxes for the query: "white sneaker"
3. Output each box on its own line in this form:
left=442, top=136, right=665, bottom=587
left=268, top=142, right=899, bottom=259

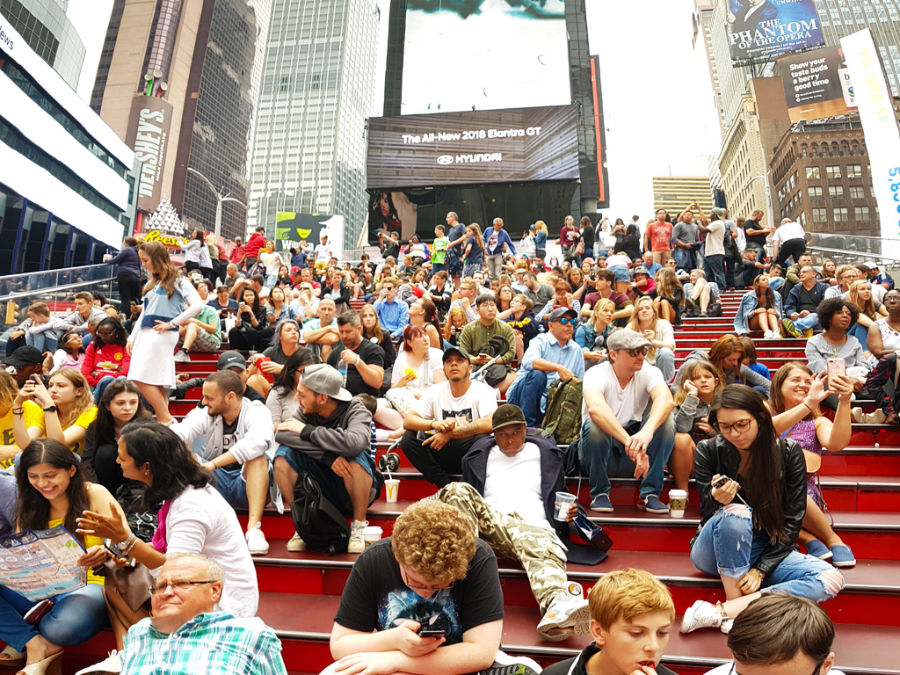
left=286, top=532, right=306, bottom=552
left=173, top=349, right=191, bottom=363
left=536, top=583, right=590, bottom=641
left=680, top=600, right=723, bottom=633
left=245, top=523, right=269, bottom=555
left=348, top=520, right=367, bottom=554
left=75, top=650, right=122, bottom=674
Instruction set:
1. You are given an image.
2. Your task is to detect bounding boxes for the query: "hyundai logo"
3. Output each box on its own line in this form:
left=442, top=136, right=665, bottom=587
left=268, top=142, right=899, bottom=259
left=436, top=155, right=454, bottom=165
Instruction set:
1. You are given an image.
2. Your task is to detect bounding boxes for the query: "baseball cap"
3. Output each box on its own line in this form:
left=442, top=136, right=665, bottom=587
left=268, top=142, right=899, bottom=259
left=606, top=329, right=652, bottom=351
left=442, top=346, right=468, bottom=363
left=492, top=404, right=527, bottom=431
left=217, top=350, right=247, bottom=371
left=300, top=363, right=352, bottom=402
left=632, top=266, right=649, bottom=276
left=865, top=260, right=879, bottom=270
left=548, top=306, right=578, bottom=322
left=2, top=346, right=43, bottom=367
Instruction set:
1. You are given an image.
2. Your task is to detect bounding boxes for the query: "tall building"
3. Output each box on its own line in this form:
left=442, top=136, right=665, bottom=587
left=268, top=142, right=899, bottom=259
left=1, top=0, right=113, bottom=98
left=0, top=12, right=135, bottom=274
left=652, top=176, right=714, bottom=216
left=93, top=0, right=270, bottom=240
left=246, top=0, right=380, bottom=246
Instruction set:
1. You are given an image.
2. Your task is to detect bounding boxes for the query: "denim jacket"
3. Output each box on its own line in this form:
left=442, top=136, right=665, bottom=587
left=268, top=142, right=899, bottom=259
left=733, top=290, right=783, bottom=335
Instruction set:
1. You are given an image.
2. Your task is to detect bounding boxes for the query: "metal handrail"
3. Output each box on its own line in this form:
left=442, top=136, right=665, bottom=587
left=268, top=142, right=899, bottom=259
left=0, top=263, right=112, bottom=285
left=0, top=276, right=116, bottom=304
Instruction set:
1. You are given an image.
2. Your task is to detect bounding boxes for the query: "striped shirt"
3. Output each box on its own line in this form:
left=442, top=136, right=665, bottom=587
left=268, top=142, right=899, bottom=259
left=121, top=612, right=287, bottom=675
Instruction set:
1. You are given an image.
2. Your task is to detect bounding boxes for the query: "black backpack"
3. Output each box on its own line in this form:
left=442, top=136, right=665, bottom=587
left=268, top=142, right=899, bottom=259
left=290, top=472, right=350, bottom=553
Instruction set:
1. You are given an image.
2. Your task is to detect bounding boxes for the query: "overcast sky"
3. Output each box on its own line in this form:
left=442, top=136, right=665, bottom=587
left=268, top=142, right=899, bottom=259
left=375, top=0, right=723, bottom=220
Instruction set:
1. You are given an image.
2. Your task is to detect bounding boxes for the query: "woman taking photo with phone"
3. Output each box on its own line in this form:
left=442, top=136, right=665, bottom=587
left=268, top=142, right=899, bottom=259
left=680, top=385, right=844, bottom=634
left=0, top=440, right=114, bottom=674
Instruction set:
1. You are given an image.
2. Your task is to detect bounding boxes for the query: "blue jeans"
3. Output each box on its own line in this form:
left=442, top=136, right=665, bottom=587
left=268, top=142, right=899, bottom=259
left=690, top=507, right=843, bottom=602
left=25, top=332, right=58, bottom=353
left=652, top=348, right=675, bottom=383
left=274, top=445, right=374, bottom=516
left=793, top=313, right=820, bottom=332
left=850, top=322, right=869, bottom=347
left=0, top=583, right=106, bottom=651
left=673, top=247, right=695, bottom=270
left=506, top=369, right=549, bottom=428
left=705, top=254, right=726, bottom=289
left=579, top=410, right=675, bottom=500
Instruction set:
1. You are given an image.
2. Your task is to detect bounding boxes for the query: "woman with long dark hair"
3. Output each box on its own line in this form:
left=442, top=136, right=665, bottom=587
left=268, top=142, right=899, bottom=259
left=82, top=379, right=149, bottom=495
left=0, top=440, right=113, bottom=672
left=227, top=286, right=268, bottom=351
left=681, top=385, right=844, bottom=633
left=733, top=274, right=783, bottom=339
left=265, top=348, right=317, bottom=428
left=76, top=421, right=257, bottom=649
left=261, top=319, right=303, bottom=378
left=128, top=241, right=203, bottom=424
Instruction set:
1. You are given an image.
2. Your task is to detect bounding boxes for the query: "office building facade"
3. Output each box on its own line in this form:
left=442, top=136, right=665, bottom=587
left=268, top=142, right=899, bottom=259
left=652, top=176, right=714, bottom=217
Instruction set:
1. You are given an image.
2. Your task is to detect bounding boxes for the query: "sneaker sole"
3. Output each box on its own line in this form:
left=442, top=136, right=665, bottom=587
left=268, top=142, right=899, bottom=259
left=538, top=603, right=591, bottom=641
left=832, top=559, right=856, bottom=568
left=589, top=505, right=614, bottom=512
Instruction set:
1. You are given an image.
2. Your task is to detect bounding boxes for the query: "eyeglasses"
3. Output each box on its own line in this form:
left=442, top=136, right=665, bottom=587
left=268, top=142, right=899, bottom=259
left=400, top=567, right=454, bottom=595
left=623, top=346, right=650, bottom=357
left=714, top=418, right=753, bottom=434
left=149, top=580, right=216, bottom=596
left=556, top=317, right=576, bottom=325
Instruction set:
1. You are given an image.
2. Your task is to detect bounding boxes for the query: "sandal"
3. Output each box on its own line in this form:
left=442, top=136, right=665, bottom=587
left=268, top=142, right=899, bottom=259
left=0, top=645, right=25, bottom=667
left=16, top=651, right=61, bottom=675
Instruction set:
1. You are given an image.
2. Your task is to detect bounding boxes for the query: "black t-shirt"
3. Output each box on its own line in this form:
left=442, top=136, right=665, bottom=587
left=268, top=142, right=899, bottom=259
left=542, top=644, right=679, bottom=675
left=327, top=337, right=385, bottom=397
left=334, top=538, right=504, bottom=644
left=743, top=218, right=766, bottom=248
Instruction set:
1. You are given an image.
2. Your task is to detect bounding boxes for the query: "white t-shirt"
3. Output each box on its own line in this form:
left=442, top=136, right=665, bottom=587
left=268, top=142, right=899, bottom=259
left=391, top=347, right=444, bottom=393
left=483, top=443, right=551, bottom=531
left=605, top=253, right=630, bottom=268
left=315, top=243, right=333, bottom=263
left=582, top=361, right=665, bottom=425
left=705, top=220, right=726, bottom=256
left=773, top=220, right=805, bottom=243
left=260, top=251, right=282, bottom=276
left=704, top=665, right=845, bottom=675
left=413, top=380, right=498, bottom=425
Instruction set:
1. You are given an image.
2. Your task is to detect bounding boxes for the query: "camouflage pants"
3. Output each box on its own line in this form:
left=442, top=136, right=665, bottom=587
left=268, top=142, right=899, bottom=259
left=438, top=481, right=569, bottom=612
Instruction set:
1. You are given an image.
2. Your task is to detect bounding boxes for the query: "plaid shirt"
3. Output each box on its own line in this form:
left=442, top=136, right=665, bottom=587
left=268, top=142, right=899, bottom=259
left=121, top=612, right=287, bottom=675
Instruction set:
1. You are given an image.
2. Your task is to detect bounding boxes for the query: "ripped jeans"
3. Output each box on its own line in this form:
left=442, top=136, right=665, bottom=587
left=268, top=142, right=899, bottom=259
left=690, top=505, right=843, bottom=603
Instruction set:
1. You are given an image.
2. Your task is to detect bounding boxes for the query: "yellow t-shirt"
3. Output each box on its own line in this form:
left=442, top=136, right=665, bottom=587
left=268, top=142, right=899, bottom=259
left=48, top=517, right=103, bottom=585
left=0, top=400, right=45, bottom=468
left=32, top=406, right=98, bottom=457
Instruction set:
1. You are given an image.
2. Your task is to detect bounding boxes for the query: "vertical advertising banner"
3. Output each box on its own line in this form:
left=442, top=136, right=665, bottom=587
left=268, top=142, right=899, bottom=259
left=727, top=0, right=825, bottom=65
left=840, top=29, right=900, bottom=255
left=776, top=47, right=855, bottom=123
left=125, top=95, right=173, bottom=213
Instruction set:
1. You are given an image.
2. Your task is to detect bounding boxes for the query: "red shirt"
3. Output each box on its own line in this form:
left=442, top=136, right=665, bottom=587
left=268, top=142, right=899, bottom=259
left=230, top=245, right=246, bottom=264
left=245, top=233, right=267, bottom=259
left=81, top=343, right=131, bottom=387
left=560, top=225, right=580, bottom=247
left=646, top=221, right=673, bottom=252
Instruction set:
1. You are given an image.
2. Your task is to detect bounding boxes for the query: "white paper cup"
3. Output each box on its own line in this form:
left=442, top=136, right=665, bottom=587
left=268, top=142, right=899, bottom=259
left=555, top=491, right=576, bottom=521
left=668, top=489, right=688, bottom=518
left=363, top=526, right=383, bottom=548
left=384, top=479, right=399, bottom=503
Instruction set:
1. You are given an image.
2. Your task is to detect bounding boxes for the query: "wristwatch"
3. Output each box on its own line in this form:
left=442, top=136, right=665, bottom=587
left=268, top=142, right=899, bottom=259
left=42, top=405, right=59, bottom=413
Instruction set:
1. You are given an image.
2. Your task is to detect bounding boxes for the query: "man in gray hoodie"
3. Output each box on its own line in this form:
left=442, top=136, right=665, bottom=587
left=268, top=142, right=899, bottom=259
left=273, top=363, right=376, bottom=554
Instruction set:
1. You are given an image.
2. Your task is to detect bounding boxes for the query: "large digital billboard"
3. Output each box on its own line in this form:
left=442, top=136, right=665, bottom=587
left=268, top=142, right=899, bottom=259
left=727, top=0, right=825, bottom=66
left=366, top=105, right=578, bottom=189
left=776, top=47, right=856, bottom=123
left=401, top=0, right=570, bottom=115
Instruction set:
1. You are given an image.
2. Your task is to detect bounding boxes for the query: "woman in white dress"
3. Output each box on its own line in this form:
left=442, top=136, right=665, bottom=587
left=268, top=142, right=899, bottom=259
left=128, top=241, right=204, bottom=424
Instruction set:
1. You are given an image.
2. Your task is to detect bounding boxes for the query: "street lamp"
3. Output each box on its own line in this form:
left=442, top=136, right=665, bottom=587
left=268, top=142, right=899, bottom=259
left=186, top=167, right=247, bottom=240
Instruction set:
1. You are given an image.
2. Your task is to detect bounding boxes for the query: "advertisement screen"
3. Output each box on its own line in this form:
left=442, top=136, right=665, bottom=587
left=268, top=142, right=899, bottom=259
left=367, top=105, right=578, bottom=190
left=776, top=47, right=855, bottom=123
left=401, top=0, right=570, bottom=115
left=727, top=0, right=825, bottom=66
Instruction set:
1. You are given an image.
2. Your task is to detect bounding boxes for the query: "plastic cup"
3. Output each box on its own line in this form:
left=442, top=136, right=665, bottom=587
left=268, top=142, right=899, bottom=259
left=384, top=479, right=399, bottom=503
left=668, top=489, right=688, bottom=518
left=554, top=491, right=576, bottom=521
left=363, top=525, right=382, bottom=548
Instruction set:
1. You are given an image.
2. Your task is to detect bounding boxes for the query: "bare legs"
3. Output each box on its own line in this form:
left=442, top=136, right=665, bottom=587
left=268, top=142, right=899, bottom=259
left=135, top=381, right=172, bottom=424
left=670, top=433, right=696, bottom=493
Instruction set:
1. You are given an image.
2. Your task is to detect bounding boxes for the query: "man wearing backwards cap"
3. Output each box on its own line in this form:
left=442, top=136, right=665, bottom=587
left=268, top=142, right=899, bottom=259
left=439, top=403, right=596, bottom=642
left=507, top=306, right=585, bottom=427
left=273, top=363, right=378, bottom=554
left=1, top=346, right=45, bottom=386
left=579, top=329, right=675, bottom=515
left=400, top=346, right=498, bottom=488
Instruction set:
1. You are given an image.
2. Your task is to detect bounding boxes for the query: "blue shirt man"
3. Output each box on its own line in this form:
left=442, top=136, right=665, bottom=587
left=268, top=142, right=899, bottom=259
left=507, top=307, right=585, bottom=427
left=374, top=279, right=410, bottom=339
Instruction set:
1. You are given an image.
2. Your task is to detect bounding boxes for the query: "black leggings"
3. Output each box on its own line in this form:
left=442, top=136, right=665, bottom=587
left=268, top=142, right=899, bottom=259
left=774, top=238, right=806, bottom=269
left=117, top=273, right=142, bottom=315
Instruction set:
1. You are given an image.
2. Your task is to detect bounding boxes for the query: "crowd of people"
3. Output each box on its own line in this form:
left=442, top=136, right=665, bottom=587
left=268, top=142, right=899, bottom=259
left=0, top=206, right=888, bottom=674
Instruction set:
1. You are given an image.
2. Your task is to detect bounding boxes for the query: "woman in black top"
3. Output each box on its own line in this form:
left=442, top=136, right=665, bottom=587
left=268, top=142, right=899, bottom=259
left=105, top=236, right=142, bottom=315
left=623, top=223, right=642, bottom=260
left=681, top=385, right=844, bottom=633
left=228, top=287, right=268, bottom=351
left=579, top=216, right=595, bottom=263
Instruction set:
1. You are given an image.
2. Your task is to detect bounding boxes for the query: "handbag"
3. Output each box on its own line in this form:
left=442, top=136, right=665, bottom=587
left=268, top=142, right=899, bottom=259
left=98, top=560, right=153, bottom=612
left=385, top=386, right=418, bottom=417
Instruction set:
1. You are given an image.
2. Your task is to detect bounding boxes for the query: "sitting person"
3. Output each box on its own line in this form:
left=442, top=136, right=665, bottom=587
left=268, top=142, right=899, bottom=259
left=325, top=500, right=519, bottom=675
left=580, top=269, right=634, bottom=327
left=227, top=287, right=269, bottom=351
left=442, top=305, right=468, bottom=347
left=847, top=278, right=886, bottom=347
left=626, top=296, right=676, bottom=382
left=81, top=317, right=130, bottom=403
left=46, top=330, right=85, bottom=376
left=575, top=298, right=616, bottom=368
left=325, top=311, right=386, bottom=399
left=374, top=278, right=410, bottom=340
left=734, top=274, right=783, bottom=340
left=704, top=594, right=845, bottom=675
left=738, top=336, right=771, bottom=382
left=386, top=325, right=446, bottom=417
left=580, top=330, right=675, bottom=514
left=804, top=298, right=873, bottom=399
left=13, top=368, right=97, bottom=456
left=736, top=246, right=767, bottom=288
left=457, top=294, right=517, bottom=392
left=681, top=385, right=844, bottom=634
left=7, top=301, right=67, bottom=353
left=170, top=370, right=276, bottom=556
left=650, top=267, right=684, bottom=325
left=682, top=268, right=721, bottom=317
left=265, top=349, right=317, bottom=430
left=671, top=359, right=723, bottom=495
left=301, top=297, right=339, bottom=362
left=0, top=370, right=42, bottom=468
left=542, top=568, right=678, bottom=675
left=507, top=307, right=585, bottom=428
left=866, top=288, right=900, bottom=360
left=681, top=334, right=771, bottom=395
left=499, top=293, right=539, bottom=361
left=770, top=363, right=856, bottom=567
left=865, top=350, right=900, bottom=424
left=823, top=264, right=859, bottom=300
left=173, top=300, right=222, bottom=363
left=783, top=266, right=829, bottom=338
left=260, top=319, right=303, bottom=378
left=0, top=440, right=113, bottom=673
left=400, top=346, right=497, bottom=488
left=208, top=284, right=239, bottom=330
left=273, top=364, right=377, bottom=554
left=439, top=404, right=597, bottom=642
left=116, top=554, right=287, bottom=674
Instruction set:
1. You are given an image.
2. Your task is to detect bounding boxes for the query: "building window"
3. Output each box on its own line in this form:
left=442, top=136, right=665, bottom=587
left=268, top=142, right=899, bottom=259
left=812, top=207, right=827, bottom=223
left=828, top=185, right=844, bottom=199
left=847, top=164, right=863, bottom=179
left=849, top=186, right=865, bottom=199
left=809, top=186, right=823, bottom=198
left=806, top=166, right=820, bottom=180
left=854, top=206, right=870, bottom=221
left=833, top=207, right=848, bottom=222
left=826, top=165, right=841, bottom=180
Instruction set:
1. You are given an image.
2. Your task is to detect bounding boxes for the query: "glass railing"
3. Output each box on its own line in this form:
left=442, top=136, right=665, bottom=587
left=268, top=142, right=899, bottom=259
left=805, top=232, right=900, bottom=274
